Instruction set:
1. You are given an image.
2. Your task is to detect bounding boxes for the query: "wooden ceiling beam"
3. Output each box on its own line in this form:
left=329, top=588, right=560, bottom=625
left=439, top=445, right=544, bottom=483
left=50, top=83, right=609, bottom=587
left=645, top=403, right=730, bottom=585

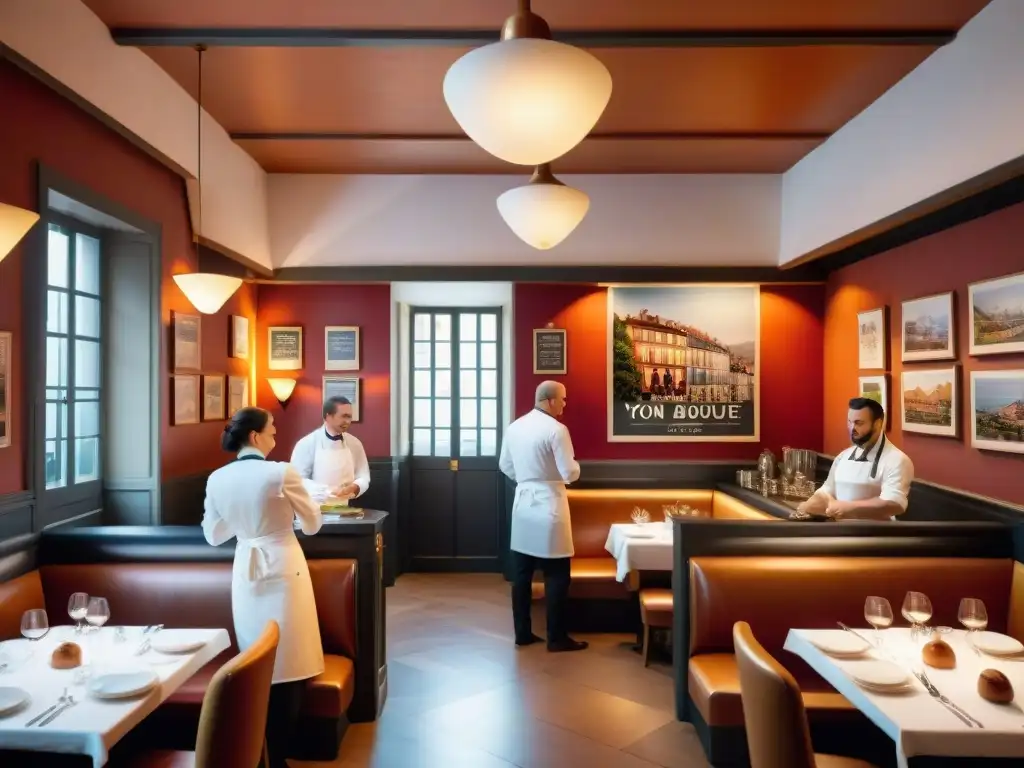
left=111, top=27, right=957, bottom=48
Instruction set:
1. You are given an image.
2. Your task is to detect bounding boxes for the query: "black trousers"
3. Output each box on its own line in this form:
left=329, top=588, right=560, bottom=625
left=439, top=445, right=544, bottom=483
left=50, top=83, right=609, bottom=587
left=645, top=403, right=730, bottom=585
left=264, top=679, right=305, bottom=768
left=511, top=551, right=571, bottom=643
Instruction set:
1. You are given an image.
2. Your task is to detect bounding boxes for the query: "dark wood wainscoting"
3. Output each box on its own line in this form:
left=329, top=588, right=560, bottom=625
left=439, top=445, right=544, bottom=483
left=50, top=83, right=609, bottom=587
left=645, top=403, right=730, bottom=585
left=0, top=491, right=35, bottom=540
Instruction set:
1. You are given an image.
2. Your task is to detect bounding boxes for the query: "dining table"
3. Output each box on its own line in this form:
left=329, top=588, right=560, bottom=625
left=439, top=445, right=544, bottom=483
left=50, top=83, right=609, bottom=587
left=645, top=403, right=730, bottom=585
left=785, top=627, right=1024, bottom=767
left=0, top=624, right=230, bottom=766
left=603, top=521, right=674, bottom=582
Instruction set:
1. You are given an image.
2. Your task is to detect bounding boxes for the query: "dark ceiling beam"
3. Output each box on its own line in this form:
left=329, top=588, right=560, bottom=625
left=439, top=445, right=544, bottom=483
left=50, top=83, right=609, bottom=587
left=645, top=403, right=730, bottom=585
left=230, top=131, right=831, bottom=142
left=110, top=27, right=957, bottom=49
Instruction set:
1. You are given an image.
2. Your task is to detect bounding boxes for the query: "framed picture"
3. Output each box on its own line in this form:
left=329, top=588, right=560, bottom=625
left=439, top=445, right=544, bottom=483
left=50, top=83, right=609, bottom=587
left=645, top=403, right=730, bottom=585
left=230, top=315, right=249, bottom=359
left=0, top=331, right=11, bottom=449
left=325, top=326, right=360, bottom=371
left=268, top=326, right=303, bottom=371
left=533, top=328, right=567, bottom=375
left=323, top=375, right=360, bottom=421
left=970, top=370, right=1024, bottom=454
left=900, top=366, right=959, bottom=438
left=857, top=307, right=887, bottom=370
left=171, top=374, right=200, bottom=425
left=172, top=311, right=202, bottom=372
left=901, top=292, right=955, bottom=362
left=858, top=374, right=891, bottom=430
left=968, top=271, right=1024, bottom=356
left=228, top=375, right=249, bottom=417
left=202, top=375, right=225, bottom=421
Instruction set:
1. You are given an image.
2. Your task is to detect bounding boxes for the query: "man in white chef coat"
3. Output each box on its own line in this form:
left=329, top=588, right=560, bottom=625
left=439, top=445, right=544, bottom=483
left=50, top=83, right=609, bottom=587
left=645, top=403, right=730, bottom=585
left=290, top=396, right=370, bottom=503
left=499, top=381, right=587, bottom=652
left=795, top=397, right=914, bottom=521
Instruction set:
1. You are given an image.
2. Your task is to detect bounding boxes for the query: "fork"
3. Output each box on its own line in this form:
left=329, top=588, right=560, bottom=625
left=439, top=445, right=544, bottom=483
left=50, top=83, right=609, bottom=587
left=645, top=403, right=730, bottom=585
left=914, top=670, right=984, bottom=728
left=37, top=695, right=77, bottom=727
left=25, top=688, right=70, bottom=727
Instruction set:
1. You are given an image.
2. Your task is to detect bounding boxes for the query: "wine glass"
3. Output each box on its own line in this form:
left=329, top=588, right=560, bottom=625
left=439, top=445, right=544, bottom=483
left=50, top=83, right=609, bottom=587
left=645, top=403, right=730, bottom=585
left=864, top=596, right=893, bottom=646
left=958, top=598, right=988, bottom=634
left=21, top=609, right=49, bottom=641
left=85, top=597, right=110, bottom=632
left=902, top=591, right=933, bottom=640
left=68, top=593, right=89, bottom=634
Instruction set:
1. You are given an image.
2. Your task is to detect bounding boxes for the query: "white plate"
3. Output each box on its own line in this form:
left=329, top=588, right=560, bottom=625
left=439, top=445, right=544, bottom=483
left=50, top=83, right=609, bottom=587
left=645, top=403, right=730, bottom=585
left=150, top=630, right=207, bottom=654
left=0, top=687, right=30, bottom=716
left=847, top=661, right=909, bottom=688
left=972, top=632, right=1024, bottom=656
left=855, top=679, right=913, bottom=694
left=809, top=633, right=871, bottom=657
left=88, top=670, right=159, bottom=699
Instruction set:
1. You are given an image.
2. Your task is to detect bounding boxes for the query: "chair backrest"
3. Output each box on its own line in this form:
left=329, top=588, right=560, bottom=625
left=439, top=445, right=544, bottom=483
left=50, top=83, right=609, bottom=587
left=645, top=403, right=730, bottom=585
left=194, top=620, right=280, bottom=768
left=733, top=621, right=816, bottom=768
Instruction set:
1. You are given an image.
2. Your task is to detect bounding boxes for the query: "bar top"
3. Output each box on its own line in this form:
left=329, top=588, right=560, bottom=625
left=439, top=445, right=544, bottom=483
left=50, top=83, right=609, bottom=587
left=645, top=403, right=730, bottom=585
left=296, top=508, right=389, bottom=536
left=716, top=483, right=831, bottom=522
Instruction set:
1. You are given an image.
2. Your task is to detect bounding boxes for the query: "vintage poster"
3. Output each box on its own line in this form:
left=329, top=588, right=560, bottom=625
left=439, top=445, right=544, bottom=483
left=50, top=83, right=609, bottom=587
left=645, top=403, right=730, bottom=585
left=608, top=285, right=759, bottom=442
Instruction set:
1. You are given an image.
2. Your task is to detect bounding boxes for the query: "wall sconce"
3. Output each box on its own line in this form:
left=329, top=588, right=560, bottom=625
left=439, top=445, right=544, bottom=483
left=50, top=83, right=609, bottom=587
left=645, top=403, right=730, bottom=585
left=173, top=272, right=243, bottom=314
left=0, top=202, right=41, bottom=264
left=266, top=378, right=297, bottom=407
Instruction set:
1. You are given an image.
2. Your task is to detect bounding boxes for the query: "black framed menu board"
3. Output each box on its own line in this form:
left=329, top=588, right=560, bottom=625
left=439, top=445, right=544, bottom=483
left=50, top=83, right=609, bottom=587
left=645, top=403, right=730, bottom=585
left=533, top=328, right=567, bottom=375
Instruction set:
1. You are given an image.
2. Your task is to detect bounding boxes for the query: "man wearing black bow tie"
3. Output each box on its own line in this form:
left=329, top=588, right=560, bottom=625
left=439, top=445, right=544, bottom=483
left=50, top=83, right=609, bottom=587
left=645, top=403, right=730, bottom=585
left=290, top=396, right=370, bottom=503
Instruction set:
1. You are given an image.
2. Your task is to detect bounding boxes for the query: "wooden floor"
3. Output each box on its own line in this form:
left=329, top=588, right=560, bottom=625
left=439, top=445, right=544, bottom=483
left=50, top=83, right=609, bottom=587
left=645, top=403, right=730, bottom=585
left=295, top=573, right=709, bottom=768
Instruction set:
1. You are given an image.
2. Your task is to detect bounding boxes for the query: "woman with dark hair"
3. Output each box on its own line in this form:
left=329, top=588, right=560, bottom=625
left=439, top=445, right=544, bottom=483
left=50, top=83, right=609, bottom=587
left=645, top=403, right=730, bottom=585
left=202, top=407, right=324, bottom=767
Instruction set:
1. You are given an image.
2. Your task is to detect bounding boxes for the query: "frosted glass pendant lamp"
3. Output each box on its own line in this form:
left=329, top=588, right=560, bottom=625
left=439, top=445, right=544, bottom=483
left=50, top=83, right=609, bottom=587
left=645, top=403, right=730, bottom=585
left=443, top=1, right=612, bottom=166
left=497, top=164, right=590, bottom=250
left=0, top=202, right=40, bottom=262
left=173, top=273, right=243, bottom=314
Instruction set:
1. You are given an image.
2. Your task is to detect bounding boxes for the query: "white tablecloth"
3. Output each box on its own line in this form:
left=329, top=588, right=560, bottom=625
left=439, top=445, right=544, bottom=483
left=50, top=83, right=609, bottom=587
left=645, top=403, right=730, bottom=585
left=785, top=628, right=1024, bottom=766
left=604, top=522, right=674, bottom=582
left=0, top=625, right=230, bottom=766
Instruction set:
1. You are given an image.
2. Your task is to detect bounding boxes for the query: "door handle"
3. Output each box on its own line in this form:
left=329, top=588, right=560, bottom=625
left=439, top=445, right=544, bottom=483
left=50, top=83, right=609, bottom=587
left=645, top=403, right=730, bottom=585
left=449, top=459, right=458, bottom=472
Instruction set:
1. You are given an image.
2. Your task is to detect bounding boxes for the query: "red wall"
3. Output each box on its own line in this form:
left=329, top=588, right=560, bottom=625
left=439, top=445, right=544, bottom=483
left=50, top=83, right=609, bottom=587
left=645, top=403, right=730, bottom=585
left=255, top=284, right=392, bottom=459
left=0, top=60, right=254, bottom=492
left=513, top=283, right=825, bottom=460
left=825, top=201, right=1024, bottom=506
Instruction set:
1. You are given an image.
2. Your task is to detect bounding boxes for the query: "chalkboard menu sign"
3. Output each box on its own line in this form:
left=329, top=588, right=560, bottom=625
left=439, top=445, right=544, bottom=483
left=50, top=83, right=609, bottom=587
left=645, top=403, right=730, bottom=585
left=533, top=329, right=567, bottom=375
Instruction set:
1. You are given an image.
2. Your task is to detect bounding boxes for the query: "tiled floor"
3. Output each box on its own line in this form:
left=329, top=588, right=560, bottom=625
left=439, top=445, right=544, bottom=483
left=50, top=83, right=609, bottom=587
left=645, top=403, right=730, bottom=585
left=295, top=573, right=709, bottom=768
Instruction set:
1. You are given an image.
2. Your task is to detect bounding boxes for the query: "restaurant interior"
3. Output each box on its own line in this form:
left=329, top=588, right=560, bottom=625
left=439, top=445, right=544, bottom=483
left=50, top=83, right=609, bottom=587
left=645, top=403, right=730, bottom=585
left=1, top=1, right=1023, bottom=766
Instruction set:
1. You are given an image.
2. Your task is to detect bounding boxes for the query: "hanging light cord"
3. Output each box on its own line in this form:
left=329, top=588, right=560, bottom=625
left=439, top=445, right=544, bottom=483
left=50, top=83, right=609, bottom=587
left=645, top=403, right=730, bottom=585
left=195, top=44, right=205, bottom=243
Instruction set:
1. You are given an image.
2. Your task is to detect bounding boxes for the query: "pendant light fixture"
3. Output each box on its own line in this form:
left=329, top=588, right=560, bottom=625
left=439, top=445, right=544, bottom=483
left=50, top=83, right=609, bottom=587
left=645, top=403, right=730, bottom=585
left=0, top=202, right=40, bottom=263
left=443, top=0, right=612, bottom=166
left=173, top=44, right=242, bottom=315
left=497, top=164, right=589, bottom=250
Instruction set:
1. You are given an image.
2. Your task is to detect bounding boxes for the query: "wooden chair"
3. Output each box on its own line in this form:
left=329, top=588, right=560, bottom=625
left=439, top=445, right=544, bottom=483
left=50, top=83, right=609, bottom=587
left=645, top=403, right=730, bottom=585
left=639, top=588, right=673, bottom=667
left=732, top=621, right=878, bottom=768
left=119, top=621, right=280, bottom=768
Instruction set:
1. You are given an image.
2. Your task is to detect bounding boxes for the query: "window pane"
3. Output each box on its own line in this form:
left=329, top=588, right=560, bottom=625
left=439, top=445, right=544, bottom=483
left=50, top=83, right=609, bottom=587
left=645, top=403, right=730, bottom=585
left=434, top=399, right=451, bottom=429
left=460, top=398, right=478, bottom=428
left=481, top=370, right=498, bottom=398
left=75, top=437, right=100, bottom=483
left=459, top=342, right=476, bottom=368
left=413, top=370, right=431, bottom=397
left=434, top=342, right=451, bottom=369
left=413, top=314, right=431, bottom=341
left=435, top=370, right=451, bottom=398
left=459, top=370, right=477, bottom=398
left=459, top=314, right=477, bottom=341
left=481, top=399, right=498, bottom=429
left=47, top=290, right=68, bottom=334
left=480, top=429, right=498, bottom=457
left=481, top=314, right=498, bottom=342
left=45, top=401, right=68, bottom=441
left=48, top=229, right=69, bottom=288
left=434, top=314, right=451, bottom=342
left=46, top=336, right=69, bottom=388
left=434, top=429, right=451, bottom=457
left=412, top=428, right=431, bottom=456
left=75, top=296, right=101, bottom=339
left=460, top=429, right=478, bottom=457
left=413, top=342, right=431, bottom=369
left=75, top=234, right=101, bottom=295
left=45, top=439, right=67, bottom=489
left=480, top=342, right=497, bottom=369
left=75, top=400, right=100, bottom=438
left=74, top=388, right=100, bottom=402
left=413, top=398, right=432, bottom=427
left=75, top=340, right=101, bottom=388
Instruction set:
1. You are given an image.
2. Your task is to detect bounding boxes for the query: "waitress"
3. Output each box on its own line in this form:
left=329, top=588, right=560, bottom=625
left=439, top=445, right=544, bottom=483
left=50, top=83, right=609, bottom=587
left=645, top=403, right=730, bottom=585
left=795, top=397, right=915, bottom=521
left=202, top=407, right=324, bottom=768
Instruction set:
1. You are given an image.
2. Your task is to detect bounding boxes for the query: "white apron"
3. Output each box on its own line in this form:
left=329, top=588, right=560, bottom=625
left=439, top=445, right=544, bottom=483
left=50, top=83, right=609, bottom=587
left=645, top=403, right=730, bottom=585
left=834, top=435, right=896, bottom=520
left=510, top=480, right=573, bottom=559
left=232, top=528, right=324, bottom=683
left=313, top=435, right=355, bottom=503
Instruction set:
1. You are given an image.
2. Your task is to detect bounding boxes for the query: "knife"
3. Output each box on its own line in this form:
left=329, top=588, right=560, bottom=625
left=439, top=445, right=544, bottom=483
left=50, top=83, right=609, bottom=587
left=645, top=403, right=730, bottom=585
left=836, top=621, right=876, bottom=648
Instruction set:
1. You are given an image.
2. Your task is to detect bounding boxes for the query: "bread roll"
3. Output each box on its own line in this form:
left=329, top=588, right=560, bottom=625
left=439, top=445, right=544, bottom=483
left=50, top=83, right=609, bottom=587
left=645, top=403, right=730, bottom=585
left=922, top=638, right=956, bottom=669
left=50, top=641, right=82, bottom=669
left=978, top=669, right=1014, bottom=704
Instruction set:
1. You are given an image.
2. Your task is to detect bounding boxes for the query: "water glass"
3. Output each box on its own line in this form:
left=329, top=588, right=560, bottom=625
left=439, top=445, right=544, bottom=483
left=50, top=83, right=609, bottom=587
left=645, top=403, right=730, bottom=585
left=958, top=597, right=988, bottom=633
left=901, top=591, right=933, bottom=640
left=864, top=596, right=893, bottom=645
left=68, top=592, right=89, bottom=634
left=85, top=597, right=110, bottom=632
left=21, top=609, right=49, bottom=641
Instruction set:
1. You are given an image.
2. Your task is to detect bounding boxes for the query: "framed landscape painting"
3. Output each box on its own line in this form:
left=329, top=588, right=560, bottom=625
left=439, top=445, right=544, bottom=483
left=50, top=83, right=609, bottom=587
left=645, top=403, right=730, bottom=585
left=857, top=307, right=887, bottom=370
left=970, top=370, right=1024, bottom=454
left=969, top=271, right=1024, bottom=356
left=901, top=292, right=955, bottom=362
left=858, top=374, right=890, bottom=430
left=901, top=367, right=959, bottom=438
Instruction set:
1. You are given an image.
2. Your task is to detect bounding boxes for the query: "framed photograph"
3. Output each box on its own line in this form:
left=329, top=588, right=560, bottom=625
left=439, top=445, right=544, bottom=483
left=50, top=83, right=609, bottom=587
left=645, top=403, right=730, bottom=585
left=607, top=284, right=759, bottom=442
left=325, top=326, right=360, bottom=371
left=533, top=328, right=567, bottom=375
left=858, top=374, right=891, bottom=430
left=857, top=307, right=887, bottom=370
left=0, top=331, right=11, bottom=449
left=202, top=375, right=225, bottom=421
left=968, top=271, right=1024, bottom=356
left=970, top=370, right=1024, bottom=454
left=323, top=376, right=360, bottom=421
left=171, top=374, right=200, bottom=425
left=230, top=315, right=249, bottom=359
left=172, top=311, right=202, bottom=372
left=268, top=326, right=303, bottom=371
left=900, top=366, right=959, bottom=438
left=901, top=292, right=955, bottom=362
left=227, top=375, right=249, bottom=417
